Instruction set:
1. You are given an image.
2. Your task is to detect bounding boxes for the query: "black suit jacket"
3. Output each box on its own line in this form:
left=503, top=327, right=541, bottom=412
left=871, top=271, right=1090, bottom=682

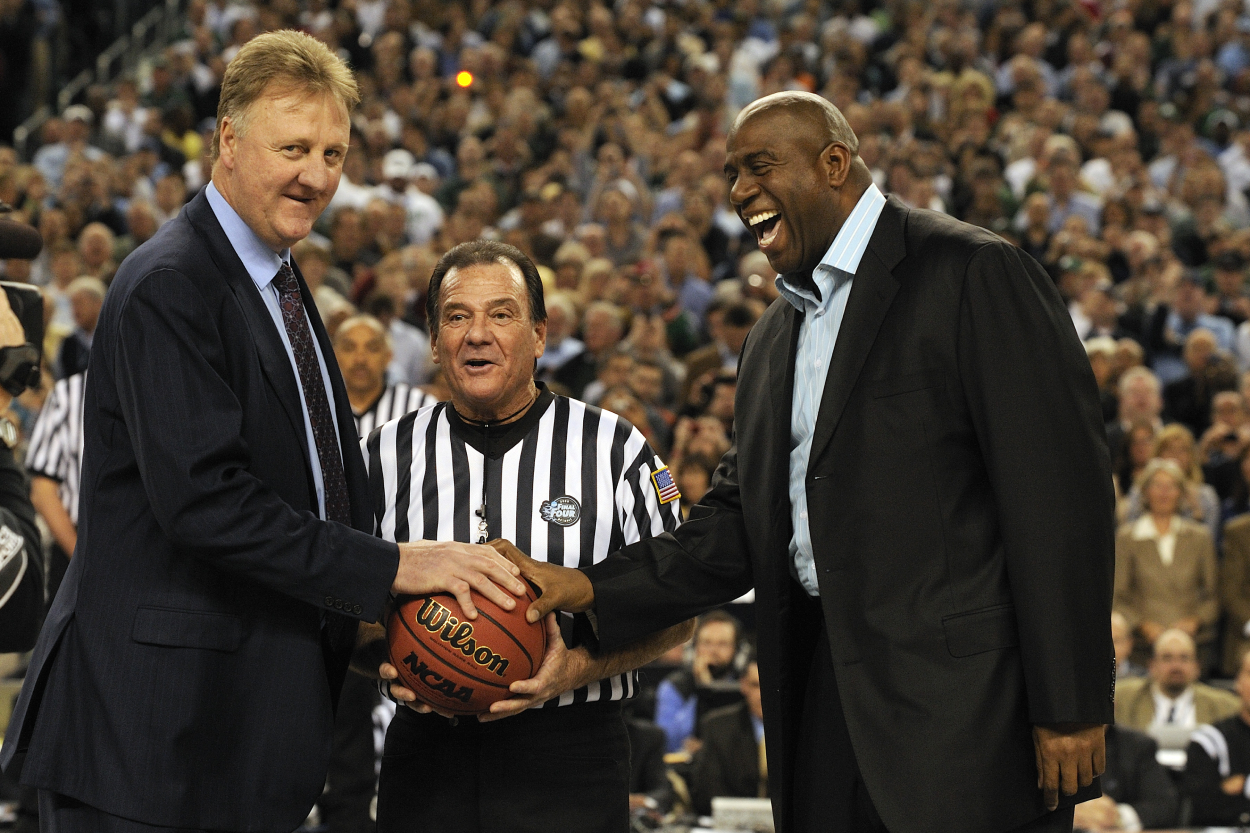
left=584, top=198, right=1116, bottom=833
left=0, top=189, right=399, bottom=832
left=689, top=702, right=763, bottom=816
left=1102, top=725, right=1178, bottom=829
left=627, top=718, right=674, bottom=813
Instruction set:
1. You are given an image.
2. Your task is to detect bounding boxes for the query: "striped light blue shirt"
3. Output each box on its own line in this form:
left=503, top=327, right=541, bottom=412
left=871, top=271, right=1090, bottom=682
left=205, top=182, right=342, bottom=521
left=777, top=184, right=887, bottom=596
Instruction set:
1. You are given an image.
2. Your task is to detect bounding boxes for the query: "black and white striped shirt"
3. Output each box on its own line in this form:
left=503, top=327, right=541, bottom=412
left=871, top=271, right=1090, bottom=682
left=26, top=372, right=86, bottom=524
left=353, top=383, right=440, bottom=439
left=365, top=385, right=681, bottom=708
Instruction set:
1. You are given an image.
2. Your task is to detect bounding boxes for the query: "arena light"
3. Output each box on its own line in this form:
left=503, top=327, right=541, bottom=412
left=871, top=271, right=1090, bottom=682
left=456, top=71, right=473, bottom=88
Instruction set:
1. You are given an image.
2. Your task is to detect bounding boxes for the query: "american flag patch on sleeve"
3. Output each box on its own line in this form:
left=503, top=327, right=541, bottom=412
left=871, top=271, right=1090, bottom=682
left=651, top=466, right=681, bottom=504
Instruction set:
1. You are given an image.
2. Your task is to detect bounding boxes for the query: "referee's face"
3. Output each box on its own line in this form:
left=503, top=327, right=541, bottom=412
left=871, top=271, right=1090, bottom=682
left=432, top=261, right=547, bottom=422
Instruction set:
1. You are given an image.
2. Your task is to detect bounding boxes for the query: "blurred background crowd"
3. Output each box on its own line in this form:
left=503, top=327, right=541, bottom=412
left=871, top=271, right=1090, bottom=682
left=17, top=0, right=1250, bottom=829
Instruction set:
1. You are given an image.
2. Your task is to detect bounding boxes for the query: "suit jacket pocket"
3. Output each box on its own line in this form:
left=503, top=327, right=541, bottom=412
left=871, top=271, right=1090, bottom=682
left=132, top=606, right=243, bottom=652
left=942, top=603, right=1019, bottom=658
left=869, top=370, right=945, bottom=398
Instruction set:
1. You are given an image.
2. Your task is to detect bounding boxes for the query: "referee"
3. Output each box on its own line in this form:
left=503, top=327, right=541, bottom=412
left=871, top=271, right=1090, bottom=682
left=26, top=370, right=85, bottom=602
left=334, top=313, right=440, bottom=438
left=363, top=240, right=694, bottom=833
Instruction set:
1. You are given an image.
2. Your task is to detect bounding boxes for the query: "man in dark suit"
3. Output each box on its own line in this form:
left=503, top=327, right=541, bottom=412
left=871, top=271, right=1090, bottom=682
left=1072, top=725, right=1177, bottom=831
left=689, top=659, right=767, bottom=816
left=0, top=30, right=524, bottom=833
left=498, top=91, right=1115, bottom=833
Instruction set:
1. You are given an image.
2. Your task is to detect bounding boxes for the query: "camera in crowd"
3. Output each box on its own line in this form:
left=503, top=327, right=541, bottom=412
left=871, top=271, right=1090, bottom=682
left=0, top=204, right=44, bottom=396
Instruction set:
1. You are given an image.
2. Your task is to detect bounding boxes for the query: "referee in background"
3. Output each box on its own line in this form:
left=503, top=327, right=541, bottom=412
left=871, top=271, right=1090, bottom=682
left=26, top=369, right=85, bottom=603
left=362, top=240, right=694, bottom=833
left=324, top=313, right=439, bottom=832
left=334, top=313, right=440, bottom=438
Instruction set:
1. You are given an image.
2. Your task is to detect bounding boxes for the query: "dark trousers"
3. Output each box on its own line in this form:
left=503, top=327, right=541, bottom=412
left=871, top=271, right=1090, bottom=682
left=788, top=587, right=1075, bottom=833
left=319, top=670, right=381, bottom=833
left=37, top=791, right=221, bottom=833
left=376, top=700, right=630, bottom=833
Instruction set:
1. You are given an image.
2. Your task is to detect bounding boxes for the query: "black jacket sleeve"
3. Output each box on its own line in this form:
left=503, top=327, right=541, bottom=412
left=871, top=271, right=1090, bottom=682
left=0, top=442, right=44, bottom=652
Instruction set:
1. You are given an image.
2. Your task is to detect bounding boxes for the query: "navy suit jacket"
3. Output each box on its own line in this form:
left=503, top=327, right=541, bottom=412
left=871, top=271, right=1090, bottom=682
left=584, top=198, right=1116, bottom=833
left=1, top=189, right=399, bottom=832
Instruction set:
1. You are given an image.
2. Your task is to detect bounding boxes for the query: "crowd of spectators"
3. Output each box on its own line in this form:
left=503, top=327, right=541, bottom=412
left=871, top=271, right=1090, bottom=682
left=29, top=0, right=1250, bottom=827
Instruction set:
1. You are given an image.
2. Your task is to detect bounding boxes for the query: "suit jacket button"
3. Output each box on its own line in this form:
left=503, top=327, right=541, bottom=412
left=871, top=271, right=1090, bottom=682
left=334, top=599, right=344, bottom=610
left=325, top=595, right=335, bottom=607
left=353, top=604, right=362, bottom=615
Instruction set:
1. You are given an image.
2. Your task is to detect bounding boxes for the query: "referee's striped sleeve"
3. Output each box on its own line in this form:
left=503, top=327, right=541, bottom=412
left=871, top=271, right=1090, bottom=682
left=26, top=375, right=71, bottom=479
left=614, top=428, right=681, bottom=545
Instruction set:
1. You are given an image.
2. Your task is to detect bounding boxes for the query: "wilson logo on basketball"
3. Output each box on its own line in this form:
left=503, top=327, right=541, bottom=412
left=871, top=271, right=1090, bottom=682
left=414, top=597, right=511, bottom=676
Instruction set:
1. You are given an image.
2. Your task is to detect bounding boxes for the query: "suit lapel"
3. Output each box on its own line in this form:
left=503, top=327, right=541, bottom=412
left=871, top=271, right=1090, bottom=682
left=807, top=198, right=907, bottom=467
left=768, top=301, right=801, bottom=444
left=185, top=192, right=312, bottom=476
left=765, top=302, right=802, bottom=590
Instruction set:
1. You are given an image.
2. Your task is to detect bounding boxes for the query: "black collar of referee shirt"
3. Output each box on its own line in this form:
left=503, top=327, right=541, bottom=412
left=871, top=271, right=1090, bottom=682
left=446, top=382, right=555, bottom=459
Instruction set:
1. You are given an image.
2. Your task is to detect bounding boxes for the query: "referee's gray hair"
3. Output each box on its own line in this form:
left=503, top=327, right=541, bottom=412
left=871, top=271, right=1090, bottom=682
left=732, top=91, right=859, bottom=156
left=333, top=313, right=392, bottom=349
left=426, top=240, right=546, bottom=337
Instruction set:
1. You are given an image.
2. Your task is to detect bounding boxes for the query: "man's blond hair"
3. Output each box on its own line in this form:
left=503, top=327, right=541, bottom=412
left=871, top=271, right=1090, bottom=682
left=211, top=29, right=360, bottom=165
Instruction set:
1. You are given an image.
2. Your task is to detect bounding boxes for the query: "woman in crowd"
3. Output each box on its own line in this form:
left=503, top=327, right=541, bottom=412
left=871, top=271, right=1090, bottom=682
left=1115, top=458, right=1220, bottom=669
left=1123, top=424, right=1221, bottom=542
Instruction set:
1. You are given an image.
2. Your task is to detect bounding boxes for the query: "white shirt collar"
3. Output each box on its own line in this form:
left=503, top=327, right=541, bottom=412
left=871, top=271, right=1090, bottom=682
left=776, top=183, right=887, bottom=312
left=205, top=181, right=290, bottom=292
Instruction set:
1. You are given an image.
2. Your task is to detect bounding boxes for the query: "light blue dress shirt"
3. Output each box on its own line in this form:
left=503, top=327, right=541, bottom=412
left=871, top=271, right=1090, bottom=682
left=776, top=184, right=887, bottom=596
left=205, top=182, right=342, bottom=521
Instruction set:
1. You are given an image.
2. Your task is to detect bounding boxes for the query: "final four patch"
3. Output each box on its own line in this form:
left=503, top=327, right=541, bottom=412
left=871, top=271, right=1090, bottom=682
left=540, top=495, right=582, bottom=526
left=651, top=466, right=681, bottom=504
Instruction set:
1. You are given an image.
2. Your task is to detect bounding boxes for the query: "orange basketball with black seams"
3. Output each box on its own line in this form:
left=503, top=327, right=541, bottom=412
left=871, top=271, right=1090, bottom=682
left=387, top=585, right=547, bottom=715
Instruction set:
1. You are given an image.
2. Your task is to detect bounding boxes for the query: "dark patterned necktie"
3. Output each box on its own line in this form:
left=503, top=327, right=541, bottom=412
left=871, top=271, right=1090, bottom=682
left=273, top=261, right=352, bottom=525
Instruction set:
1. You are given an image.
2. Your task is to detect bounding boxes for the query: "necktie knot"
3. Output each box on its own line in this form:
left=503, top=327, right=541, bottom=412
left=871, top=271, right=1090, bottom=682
left=274, top=261, right=299, bottom=296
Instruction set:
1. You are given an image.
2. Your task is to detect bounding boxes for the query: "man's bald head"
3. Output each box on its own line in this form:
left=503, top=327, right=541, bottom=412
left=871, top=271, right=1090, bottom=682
left=1153, top=628, right=1197, bottom=657
left=724, top=92, right=872, bottom=278
left=1150, top=628, right=1199, bottom=698
left=731, top=91, right=860, bottom=157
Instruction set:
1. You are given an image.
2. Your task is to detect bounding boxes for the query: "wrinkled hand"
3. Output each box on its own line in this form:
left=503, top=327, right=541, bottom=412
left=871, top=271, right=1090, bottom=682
left=486, top=539, right=594, bottom=623
left=378, top=659, right=459, bottom=719
left=1033, top=723, right=1106, bottom=811
left=479, top=613, right=593, bottom=722
left=393, top=539, right=526, bottom=619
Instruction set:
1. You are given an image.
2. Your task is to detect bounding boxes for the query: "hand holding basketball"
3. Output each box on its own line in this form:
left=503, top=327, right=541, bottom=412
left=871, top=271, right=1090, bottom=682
left=487, top=539, right=595, bottom=623
left=479, top=613, right=594, bottom=722
left=392, top=539, right=527, bottom=618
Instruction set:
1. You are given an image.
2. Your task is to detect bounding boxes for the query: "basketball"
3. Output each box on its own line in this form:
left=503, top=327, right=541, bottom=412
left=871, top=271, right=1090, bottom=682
left=387, top=585, right=547, bottom=715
